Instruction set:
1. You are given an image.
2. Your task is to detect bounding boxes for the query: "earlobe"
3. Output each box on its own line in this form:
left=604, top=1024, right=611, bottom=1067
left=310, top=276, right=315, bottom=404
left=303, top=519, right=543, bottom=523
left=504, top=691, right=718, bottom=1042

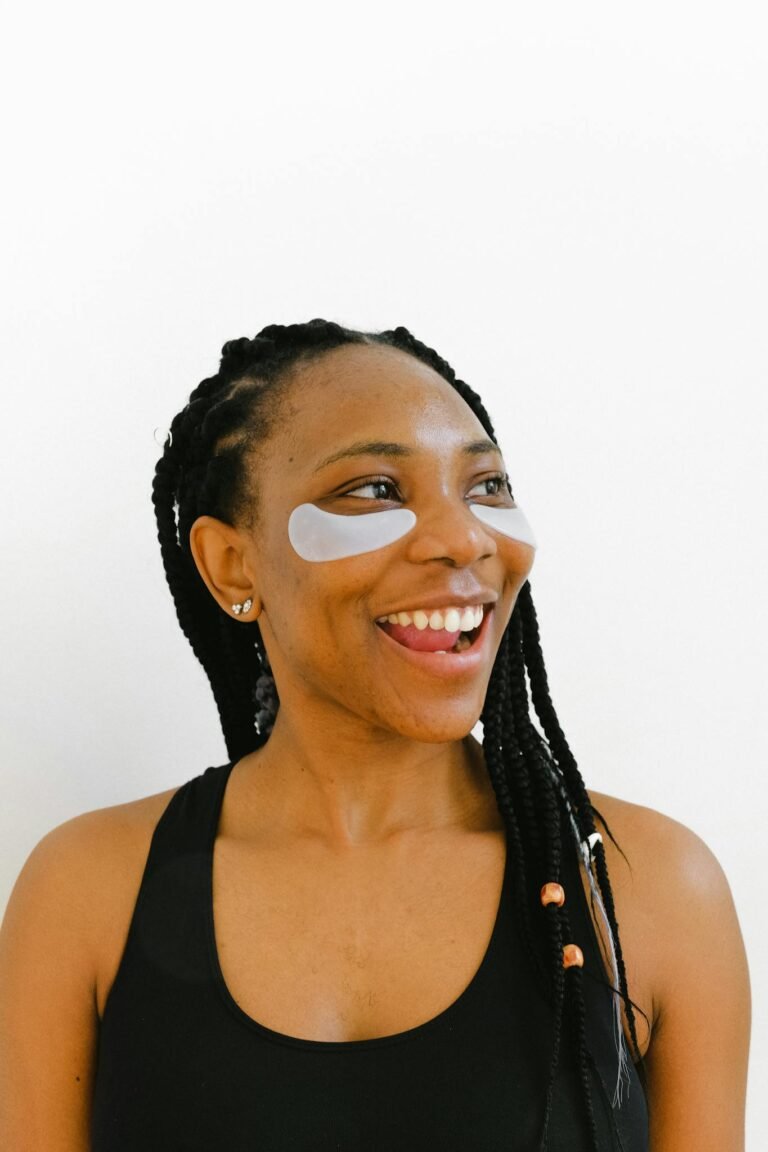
left=188, top=514, right=262, bottom=618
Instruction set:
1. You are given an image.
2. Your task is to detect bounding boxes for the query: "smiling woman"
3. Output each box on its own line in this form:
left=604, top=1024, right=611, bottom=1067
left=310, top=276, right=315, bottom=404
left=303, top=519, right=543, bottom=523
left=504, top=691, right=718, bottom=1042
left=0, top=320, right=750, bottom=1151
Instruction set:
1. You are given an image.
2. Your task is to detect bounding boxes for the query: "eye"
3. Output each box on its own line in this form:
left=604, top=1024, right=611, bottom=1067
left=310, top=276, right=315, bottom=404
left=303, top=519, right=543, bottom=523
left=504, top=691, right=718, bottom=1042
left=344, top=478, right=402, bottom=502
left=467, top=473, right=513, bottom=500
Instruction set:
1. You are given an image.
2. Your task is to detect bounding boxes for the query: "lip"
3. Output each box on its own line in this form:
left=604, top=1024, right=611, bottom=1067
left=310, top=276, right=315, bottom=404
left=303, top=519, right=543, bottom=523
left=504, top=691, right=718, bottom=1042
left=373, top=591, right=498, bottom=619
left=375, top=604, right=496, bottom=678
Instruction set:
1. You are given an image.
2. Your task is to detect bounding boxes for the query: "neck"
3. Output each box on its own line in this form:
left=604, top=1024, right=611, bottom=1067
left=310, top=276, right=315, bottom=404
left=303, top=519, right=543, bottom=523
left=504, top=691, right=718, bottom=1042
left=232, top=704, right=499, bottom=848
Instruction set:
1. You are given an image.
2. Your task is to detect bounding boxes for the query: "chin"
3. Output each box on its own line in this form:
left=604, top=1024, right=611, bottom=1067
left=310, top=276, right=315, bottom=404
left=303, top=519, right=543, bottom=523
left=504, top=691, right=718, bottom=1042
left=375, top=702, right=483, bottom=745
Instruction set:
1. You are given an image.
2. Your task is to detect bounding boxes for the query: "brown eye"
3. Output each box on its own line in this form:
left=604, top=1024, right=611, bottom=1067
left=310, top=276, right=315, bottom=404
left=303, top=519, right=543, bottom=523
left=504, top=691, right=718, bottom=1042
left=345, top=479, right=401, bottom=501
left=467, top=474, right=508, bottom=499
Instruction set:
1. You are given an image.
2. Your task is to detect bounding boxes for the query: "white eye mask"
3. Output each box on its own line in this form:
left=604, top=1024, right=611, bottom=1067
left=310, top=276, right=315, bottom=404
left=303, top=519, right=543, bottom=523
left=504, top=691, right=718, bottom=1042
left=287, top=501, right=537, bottom=562
left=288, top=503, right=417, bottom=562
left=468, top=504, right=538, bottom=549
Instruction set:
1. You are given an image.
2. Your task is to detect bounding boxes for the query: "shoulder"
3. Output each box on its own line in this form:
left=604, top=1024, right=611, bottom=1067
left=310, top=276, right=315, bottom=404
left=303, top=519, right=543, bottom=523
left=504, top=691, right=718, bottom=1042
left=1, top=783, right=181, bottom=1011
left=586, top=788, right=736, bottom=919
left=586, top=788, right=722, bottom=870
left=8, top=783, right=181, bottom=916
left=585, top=788, right=744, bottom=981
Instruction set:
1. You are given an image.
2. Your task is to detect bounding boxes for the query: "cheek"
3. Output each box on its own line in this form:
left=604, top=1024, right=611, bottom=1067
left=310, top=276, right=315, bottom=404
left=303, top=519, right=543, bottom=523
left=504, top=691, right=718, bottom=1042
left=505, top=541, right=536, bottom=583
left=469, top=504, right=537, bottom=585
left=494, top=535, right=537, bottom=590
left=264, top=503, right=414, bottom=650
left=263, top=560, right=384, bottom=701
left=259, top=543, right=380, bottom=660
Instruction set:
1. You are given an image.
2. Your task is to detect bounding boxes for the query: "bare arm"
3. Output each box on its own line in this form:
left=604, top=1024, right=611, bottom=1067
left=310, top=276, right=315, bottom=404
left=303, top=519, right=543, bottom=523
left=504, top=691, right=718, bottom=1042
left=592, top=793, right=751, bottom=1151
left=0, top=815, right=108, bottom=1150
left=643, top=823, right=750, bottom=1150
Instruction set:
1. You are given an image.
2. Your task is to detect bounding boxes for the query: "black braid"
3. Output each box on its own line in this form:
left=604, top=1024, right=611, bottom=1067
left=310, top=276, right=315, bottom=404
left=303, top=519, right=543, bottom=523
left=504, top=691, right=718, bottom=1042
left=152, top=318, right=645, bottom=1146
left=518, top=579, right=649, bottom=1092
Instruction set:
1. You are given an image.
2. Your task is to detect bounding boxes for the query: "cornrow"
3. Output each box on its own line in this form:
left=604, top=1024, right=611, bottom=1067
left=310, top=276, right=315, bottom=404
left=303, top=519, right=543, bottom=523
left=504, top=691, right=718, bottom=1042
left=151, top=317, right=646, bottom=1148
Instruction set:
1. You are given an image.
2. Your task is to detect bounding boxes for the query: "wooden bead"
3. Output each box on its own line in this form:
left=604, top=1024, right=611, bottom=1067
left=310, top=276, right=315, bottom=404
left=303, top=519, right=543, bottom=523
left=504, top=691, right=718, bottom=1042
left=562, top=943, right=584, bottom=969
left=540, top=882, right=565, bottom=908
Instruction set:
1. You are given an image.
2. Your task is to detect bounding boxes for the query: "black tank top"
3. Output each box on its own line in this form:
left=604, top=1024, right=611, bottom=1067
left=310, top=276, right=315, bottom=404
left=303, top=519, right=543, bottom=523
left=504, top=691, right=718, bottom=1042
left=91, top=761, right=649, bottom=1151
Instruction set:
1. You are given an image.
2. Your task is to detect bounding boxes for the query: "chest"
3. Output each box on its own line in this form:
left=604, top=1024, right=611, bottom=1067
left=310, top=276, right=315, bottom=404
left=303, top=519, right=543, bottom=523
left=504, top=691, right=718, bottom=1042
left=210, top=829, right=508, bottom=1043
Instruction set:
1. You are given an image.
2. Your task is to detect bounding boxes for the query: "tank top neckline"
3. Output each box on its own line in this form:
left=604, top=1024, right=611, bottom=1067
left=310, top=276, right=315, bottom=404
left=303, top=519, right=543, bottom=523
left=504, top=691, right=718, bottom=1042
left=202, top=758, right=514, bottom=1052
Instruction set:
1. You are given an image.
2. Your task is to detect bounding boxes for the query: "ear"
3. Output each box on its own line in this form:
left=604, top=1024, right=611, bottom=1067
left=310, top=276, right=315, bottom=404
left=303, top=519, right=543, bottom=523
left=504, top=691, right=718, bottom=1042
left=188, top=515, right=262, bottom=620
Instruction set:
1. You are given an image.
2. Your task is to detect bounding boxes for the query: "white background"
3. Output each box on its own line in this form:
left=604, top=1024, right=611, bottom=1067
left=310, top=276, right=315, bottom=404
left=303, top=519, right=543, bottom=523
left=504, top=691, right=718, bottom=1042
left=1, top=0, right=765, bottom=1143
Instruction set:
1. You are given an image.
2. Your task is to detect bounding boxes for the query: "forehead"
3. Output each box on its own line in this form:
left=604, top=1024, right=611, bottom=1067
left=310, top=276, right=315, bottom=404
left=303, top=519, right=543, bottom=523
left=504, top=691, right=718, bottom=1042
left=279, top=343, right=488, bottom=457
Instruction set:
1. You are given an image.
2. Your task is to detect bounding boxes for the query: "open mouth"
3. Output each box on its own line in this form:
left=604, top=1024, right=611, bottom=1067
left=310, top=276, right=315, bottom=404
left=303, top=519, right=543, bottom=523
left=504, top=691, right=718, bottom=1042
left=374, top=604, right=487, bottom=655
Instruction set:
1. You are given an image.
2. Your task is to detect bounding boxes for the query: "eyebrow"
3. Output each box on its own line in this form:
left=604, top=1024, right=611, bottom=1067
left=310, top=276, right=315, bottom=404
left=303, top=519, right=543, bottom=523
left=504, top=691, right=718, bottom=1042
left=314, top=438, right=502, bottom=472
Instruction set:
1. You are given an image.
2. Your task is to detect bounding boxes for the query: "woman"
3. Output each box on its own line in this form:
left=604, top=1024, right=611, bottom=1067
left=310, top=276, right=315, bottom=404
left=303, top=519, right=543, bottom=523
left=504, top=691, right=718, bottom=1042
left=0, top=320, right=750, bottom=1150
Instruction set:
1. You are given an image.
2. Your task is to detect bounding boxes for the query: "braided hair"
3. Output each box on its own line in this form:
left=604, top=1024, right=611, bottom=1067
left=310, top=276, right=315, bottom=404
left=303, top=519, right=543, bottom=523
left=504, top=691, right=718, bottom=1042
left=151, top=318, right=647, bottom=1148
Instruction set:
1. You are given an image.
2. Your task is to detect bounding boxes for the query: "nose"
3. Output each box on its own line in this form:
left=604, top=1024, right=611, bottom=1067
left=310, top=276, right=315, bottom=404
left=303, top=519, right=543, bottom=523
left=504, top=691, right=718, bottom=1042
left=404, top=495, right=497, bottom=568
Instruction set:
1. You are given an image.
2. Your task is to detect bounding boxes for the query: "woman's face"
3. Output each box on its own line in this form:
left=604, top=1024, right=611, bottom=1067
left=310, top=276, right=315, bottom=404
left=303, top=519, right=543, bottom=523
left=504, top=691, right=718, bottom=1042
left=232, top=342, right=535, bottom=743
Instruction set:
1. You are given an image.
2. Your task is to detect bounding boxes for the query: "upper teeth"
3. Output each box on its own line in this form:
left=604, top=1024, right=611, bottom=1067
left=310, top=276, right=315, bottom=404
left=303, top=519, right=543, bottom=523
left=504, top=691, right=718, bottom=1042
left=376, top=605, right=484, bottom=632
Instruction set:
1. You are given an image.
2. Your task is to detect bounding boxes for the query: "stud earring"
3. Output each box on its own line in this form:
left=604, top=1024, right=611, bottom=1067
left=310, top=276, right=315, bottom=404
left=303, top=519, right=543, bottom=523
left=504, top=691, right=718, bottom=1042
left=231, top=597, right=253, bottom=616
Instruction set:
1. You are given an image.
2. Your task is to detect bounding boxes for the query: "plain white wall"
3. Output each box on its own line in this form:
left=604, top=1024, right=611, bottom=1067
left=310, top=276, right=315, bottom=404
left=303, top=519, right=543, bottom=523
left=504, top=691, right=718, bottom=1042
left=1, top=0, right=765, bottom=1143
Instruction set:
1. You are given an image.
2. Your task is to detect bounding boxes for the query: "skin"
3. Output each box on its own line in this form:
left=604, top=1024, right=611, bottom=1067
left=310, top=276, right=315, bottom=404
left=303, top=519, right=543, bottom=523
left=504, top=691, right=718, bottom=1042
left=0, top=344, right=751, bottom=1150
left=195, top=343, right=536, bottom=839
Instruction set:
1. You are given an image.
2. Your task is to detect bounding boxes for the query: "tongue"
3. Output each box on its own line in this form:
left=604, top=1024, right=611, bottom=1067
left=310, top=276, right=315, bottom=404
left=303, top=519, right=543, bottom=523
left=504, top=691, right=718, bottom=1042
left=379, top=622, right=461, bottom=652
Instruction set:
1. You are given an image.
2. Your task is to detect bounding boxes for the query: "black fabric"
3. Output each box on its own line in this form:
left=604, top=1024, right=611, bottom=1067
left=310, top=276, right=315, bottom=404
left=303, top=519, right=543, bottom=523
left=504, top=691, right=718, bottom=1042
left=91, top=761, right=649, bottom=1151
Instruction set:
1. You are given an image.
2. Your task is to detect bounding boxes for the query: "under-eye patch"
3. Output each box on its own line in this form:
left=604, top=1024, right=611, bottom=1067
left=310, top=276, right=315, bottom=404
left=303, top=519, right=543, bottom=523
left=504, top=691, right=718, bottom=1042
left=288, top=501, right=537, bottom=562
left=469, top=504, right=537, bottom=549
left=288, top=503, right=417, bottom=562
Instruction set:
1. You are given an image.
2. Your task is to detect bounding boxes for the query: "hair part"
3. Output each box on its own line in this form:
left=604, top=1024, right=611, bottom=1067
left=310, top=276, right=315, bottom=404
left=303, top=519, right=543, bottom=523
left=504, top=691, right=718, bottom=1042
left=151, top=317, right=647, bottom=1147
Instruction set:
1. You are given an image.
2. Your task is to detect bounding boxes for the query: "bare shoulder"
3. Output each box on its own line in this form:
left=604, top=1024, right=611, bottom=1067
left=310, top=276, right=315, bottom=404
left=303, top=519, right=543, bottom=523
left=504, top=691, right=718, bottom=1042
left=62, top=781, right=181, bottom=854
left=586, top=787, right=726, bottom=871
left=586, top=788, right=735, bottom=912
left=586, top=789, right=750, bottom=1150
left=8, top=783, right=181, bottom=922
left=2, top=783, right=181, bottom=1012
left=584, top=787, right=744, bottom=987
left=6, top=781, right=176, bottom=901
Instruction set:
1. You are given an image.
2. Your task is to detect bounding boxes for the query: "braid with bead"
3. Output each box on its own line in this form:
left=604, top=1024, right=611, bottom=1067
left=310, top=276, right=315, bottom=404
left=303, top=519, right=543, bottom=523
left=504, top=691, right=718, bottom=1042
left=151, top=317, right=646, bottom=1148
